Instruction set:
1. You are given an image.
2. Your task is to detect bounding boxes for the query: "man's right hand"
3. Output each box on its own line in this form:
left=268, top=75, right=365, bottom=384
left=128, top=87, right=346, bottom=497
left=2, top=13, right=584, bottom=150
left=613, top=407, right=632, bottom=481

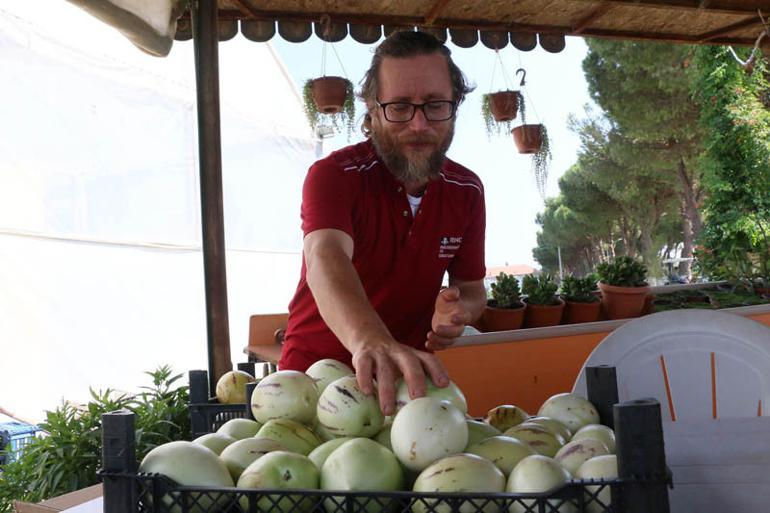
left=304, top=228, right=449, bottom=416
left=349, top=337, right=449, bottom=416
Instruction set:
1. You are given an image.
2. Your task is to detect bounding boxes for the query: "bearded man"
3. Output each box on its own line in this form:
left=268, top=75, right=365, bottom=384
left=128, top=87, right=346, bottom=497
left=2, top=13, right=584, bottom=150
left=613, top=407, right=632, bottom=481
left=279, top=30, right=488, bottom=415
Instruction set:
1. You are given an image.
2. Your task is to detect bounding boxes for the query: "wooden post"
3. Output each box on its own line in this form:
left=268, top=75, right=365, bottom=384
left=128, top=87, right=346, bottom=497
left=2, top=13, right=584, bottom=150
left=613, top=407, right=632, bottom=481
left=191, top=0, right=232, bottom=395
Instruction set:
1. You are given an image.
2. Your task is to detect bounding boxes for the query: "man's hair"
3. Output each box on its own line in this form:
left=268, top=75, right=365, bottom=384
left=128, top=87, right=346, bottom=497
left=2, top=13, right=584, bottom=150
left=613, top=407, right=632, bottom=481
left=358, top=30, right=475, bottom=108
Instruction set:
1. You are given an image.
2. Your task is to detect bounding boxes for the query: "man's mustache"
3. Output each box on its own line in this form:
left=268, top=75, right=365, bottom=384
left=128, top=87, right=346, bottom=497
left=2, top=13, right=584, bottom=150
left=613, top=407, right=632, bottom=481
left=399, top=134, right=438, bottom=145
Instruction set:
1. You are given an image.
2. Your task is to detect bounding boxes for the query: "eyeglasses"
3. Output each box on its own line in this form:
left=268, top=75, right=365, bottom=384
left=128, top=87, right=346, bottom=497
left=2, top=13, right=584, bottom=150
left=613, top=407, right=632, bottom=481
left=376, top=100, right=457, bottom=122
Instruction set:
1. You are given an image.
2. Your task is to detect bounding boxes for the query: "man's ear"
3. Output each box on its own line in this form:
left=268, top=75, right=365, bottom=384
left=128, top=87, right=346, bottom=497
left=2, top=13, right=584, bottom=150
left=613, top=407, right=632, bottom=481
left=361, top=113, right=373, bottom=137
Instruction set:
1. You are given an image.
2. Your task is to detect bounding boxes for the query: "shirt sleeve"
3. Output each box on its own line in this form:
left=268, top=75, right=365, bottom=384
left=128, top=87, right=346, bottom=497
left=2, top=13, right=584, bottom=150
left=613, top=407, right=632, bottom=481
left=300, top=160, right=354, bottom=238
left=447, top=186, right=486, bottom=281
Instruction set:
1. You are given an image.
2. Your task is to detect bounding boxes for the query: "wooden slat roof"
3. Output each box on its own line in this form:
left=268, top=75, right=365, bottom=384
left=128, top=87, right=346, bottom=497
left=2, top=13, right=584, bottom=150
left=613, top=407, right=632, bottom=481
left=174, top=0, right=768, bottom=51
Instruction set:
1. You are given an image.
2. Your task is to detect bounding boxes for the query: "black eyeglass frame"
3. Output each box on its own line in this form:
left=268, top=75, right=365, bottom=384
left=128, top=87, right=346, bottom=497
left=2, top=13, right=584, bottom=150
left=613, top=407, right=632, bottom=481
left=375, top=99, right=458, bottom=122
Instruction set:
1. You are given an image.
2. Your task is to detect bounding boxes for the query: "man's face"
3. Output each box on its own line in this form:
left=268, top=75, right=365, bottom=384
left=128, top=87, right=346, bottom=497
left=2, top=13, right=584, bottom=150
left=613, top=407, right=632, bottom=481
left=370, top=53, right=456, bottom=186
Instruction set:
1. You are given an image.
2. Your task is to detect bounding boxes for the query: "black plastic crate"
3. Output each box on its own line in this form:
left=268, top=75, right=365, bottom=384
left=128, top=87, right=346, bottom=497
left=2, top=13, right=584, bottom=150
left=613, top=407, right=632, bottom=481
left=99, top=470, right=623, bottom=513
left=102, top=366, right=672, bottom=513
left=188, top=365, right=260, bottom=439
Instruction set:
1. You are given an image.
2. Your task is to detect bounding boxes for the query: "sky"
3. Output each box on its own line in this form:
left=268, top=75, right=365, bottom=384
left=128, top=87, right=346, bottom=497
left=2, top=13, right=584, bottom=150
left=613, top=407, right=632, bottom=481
left=272, top=35, right=595, bottom=268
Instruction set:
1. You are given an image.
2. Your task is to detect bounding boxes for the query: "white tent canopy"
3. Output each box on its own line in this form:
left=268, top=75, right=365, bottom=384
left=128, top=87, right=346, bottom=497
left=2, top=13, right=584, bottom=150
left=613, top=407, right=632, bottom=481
left=0, top=0, right=316, bottom=422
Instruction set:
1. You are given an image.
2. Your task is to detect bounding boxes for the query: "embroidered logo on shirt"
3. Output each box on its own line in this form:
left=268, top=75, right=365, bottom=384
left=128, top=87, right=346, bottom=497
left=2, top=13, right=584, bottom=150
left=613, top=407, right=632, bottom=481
left=439, top=236, right=462, bottom=258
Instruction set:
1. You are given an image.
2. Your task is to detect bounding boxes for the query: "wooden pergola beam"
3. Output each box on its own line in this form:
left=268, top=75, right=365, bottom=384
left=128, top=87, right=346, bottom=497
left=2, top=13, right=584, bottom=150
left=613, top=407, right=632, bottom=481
left=424, top=0, right=453, bottom=26
left=231, top=0, right=263, bottom=21
left=573, top=4, right=615, bottom=34
left=596, top=0, right=766, bottom=16
left=697, top=15, right=765, bottom=42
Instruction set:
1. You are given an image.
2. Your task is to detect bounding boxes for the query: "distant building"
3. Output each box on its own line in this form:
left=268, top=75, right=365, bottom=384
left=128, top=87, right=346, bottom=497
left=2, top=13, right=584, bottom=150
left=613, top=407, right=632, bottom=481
left=484, top=264, right=537, bottom=290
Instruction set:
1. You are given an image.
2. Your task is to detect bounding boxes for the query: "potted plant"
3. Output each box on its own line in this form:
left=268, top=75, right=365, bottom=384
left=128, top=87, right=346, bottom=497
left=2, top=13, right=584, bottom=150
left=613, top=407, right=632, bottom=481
left=302, top=76, right=356, bottom=139
left=481, top=272, right=526, bottom=332
left=481, top=90, right=524, bottom=136
left=521, top=273, right=564, bottom=328
left=560, top=273, right=601, bottom=324
left=512, top=123, right=552, bottom=198
left=595, top=256, right=651, bottom=320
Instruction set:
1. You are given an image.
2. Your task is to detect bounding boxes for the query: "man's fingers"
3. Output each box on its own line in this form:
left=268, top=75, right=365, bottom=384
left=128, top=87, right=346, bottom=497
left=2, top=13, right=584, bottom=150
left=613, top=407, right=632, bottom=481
left=395, top=352, right=427, bottom=400
left=375, top=357, right=397, bottom=416
left=439, top=286, right=461, bottom=303
left=426, top=331, right=456, bottom=350
left=431, top=323, right=465, bottom=338
left=353, top=353, right=374, bottom=396
left=415, top=351, right=450, bottom=388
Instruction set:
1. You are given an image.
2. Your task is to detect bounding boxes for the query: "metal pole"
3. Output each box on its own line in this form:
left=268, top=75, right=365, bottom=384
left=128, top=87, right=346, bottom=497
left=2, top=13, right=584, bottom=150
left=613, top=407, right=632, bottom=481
left=557, top=245, right=563, bottom=280
left=191, top=0, right=232, bottom=396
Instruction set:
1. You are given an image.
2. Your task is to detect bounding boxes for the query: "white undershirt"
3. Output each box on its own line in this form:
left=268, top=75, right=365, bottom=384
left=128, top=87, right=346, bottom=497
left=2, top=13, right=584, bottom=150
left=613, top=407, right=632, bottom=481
left=407, top=194, right=423, bottom=216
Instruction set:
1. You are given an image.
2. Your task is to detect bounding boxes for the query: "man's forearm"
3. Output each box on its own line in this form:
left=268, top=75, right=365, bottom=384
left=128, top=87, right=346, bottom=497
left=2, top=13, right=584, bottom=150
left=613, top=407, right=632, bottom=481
left=306, top=243, right=392, bottom=353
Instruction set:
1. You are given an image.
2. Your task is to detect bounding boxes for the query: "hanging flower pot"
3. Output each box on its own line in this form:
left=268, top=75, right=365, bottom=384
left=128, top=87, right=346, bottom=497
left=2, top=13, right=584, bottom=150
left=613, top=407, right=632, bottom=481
left=489, top=91, right=520, bottom=122
left=513, top=124, right=552, bottom=199
left=310, top=76, right=349, bottom=114
left=302, top=76, right=356, bottom=139
left=512, top=124, right=544, bottom=154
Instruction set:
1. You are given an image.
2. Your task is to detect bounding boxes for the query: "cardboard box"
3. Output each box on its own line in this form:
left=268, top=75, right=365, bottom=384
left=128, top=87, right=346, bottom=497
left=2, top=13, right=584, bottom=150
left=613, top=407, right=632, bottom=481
left=13, top=484, right=102, bottom=513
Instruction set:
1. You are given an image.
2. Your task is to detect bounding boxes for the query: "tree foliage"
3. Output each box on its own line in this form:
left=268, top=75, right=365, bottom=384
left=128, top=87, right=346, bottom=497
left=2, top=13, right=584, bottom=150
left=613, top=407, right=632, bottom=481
left=691, top=46, right=770, bottom=288
left=533, top=38, right=769, bottom=285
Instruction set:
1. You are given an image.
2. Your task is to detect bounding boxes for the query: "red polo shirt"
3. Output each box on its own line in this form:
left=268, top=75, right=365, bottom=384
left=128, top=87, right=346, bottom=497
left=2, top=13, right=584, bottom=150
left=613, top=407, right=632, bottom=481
left=279, top=139, right=486, bottom=371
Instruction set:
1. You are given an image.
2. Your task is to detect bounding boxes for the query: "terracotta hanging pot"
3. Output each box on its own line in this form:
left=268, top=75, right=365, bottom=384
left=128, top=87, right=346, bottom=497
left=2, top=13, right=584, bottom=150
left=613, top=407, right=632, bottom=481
left=512, top=124, right=544, bottom=154
left=311, top=76, right=348, bottom=114
left=489, top=91, right=520, bottom=122
left=523, top=298, right=565, bottom=328
left=480, top=301, right=526, bottom=332
left=599, top=282, right=652, bottom=320
left=562, top=299, right=602, bottom=325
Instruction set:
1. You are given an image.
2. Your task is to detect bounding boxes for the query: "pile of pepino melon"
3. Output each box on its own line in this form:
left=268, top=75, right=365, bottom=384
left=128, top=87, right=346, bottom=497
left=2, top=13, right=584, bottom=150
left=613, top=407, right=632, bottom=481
left=139, top=361, right=619, bottom=512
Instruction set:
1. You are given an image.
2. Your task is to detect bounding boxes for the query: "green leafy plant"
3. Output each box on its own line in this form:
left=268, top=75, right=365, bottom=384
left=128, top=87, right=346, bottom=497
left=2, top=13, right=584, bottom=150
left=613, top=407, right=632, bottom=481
left=0, top=366, right=189, bottom=512
left=302, top=77, right=356, bottom=139
left=481, top=90, right=525, bottom=137
left=522, top=273, right=560, bottom=305
left=596, top=256, right=648, bottom=287
left=560, top=274, right=599, bottom=303
left=532, top=125, right=552, bottom=199
left=490, top=272, right=522, bottom=308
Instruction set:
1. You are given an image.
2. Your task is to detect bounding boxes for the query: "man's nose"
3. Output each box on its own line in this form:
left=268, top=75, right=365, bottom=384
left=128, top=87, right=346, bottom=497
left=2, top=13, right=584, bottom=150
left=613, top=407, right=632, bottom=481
left=407, top=106, right=430, bottom=130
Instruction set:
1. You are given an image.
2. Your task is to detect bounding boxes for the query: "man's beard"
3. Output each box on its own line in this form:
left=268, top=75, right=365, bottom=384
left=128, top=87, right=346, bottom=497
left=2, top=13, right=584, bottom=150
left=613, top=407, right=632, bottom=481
left=371, top=124, right=454, bottom=185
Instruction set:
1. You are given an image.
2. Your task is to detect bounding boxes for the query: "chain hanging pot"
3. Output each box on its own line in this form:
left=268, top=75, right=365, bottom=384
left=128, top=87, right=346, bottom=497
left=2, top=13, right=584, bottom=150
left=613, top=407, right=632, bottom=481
left=310, top=76, right=348, bottom=114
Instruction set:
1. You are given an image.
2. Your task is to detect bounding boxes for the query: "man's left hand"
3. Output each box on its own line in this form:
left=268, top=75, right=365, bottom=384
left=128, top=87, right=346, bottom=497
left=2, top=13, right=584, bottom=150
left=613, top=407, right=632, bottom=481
left=426, top=286, right=472, bottom=351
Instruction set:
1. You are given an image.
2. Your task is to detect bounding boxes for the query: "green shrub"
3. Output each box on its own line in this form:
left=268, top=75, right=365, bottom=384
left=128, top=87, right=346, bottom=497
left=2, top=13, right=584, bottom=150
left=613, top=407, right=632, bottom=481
left=490, top=272, right=522, bottom=308
left=0, top=366, right=189, bottom=512
left=596, top=256, right=648, bottom=287
left=522, top=273, right=559, bottom=305
left=560, top=274, right=599, bottom=303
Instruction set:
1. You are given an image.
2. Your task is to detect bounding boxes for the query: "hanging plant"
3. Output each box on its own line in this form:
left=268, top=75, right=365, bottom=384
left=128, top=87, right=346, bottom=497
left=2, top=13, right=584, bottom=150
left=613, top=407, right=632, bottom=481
left=513, top=124, right=552, bottom=199
left=481, top=56, right=527, bottom=138
left=481, top=90, right=525, bottom=137
left=302, top=76, right=356, bottom=139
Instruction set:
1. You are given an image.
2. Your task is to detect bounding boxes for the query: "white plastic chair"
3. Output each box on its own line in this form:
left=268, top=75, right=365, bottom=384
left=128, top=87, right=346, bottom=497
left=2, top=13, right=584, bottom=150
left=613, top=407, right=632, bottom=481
left=573, top=309, right=770, bottom=513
